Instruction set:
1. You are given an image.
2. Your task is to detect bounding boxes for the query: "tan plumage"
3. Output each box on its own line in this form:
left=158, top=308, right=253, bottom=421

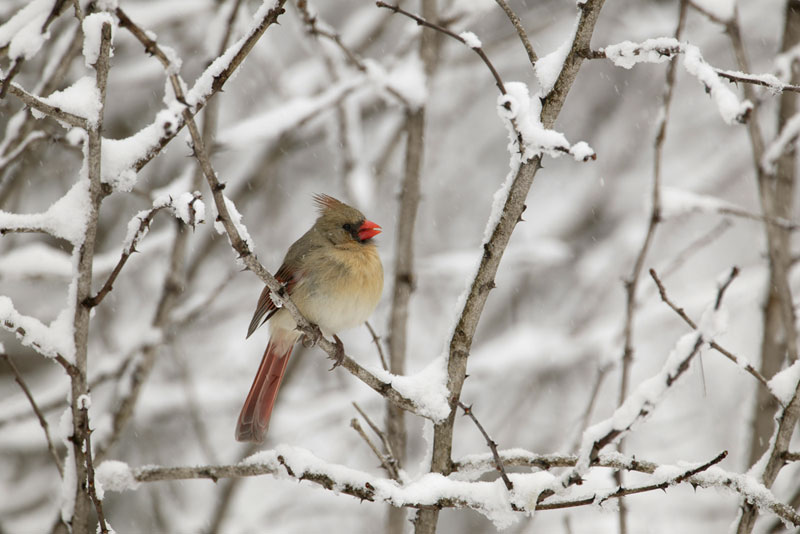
left=236, top=194, right=384, bottom=443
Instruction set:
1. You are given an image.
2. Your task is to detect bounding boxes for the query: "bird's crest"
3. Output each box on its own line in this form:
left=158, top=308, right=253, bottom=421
left=313, top=193, right=346, bottom=214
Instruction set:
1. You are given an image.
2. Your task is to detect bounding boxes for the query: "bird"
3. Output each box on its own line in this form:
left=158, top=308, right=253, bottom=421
left=235, top=194, right=384, bottom=443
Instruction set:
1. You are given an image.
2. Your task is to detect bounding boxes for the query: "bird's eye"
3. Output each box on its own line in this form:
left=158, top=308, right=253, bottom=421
left=343, top=223, right=353, bottom=232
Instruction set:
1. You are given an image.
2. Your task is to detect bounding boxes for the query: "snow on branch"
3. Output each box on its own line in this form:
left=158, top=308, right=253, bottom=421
left=762, top=111, right=800, bottom=174
left=101, top=444, right=800, bottom=527
left=559, top=267, right=737, bottom=488
left=661, top=187, right=798, bottom=230
left=377, top=1, right=596, bottom=163
left=84, top=192, right=204, bottom=308
left=599, top=38, right=753, bottom=124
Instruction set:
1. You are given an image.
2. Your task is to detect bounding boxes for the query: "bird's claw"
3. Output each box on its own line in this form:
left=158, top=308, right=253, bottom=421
left=302, top=324, right=323, bottom=348
left=328, top=335, right=345, bottom=371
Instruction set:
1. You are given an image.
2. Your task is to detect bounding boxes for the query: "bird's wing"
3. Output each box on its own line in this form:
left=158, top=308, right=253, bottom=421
left=246, top=263, right=297, bottom=338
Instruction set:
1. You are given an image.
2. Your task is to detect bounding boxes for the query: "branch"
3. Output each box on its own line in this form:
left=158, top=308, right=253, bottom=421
left=364, top=321, right=389, bottom=371
left=647, top=268, right=773, bottom=391
left=79, top=397, right=109, bottom=534
left=350, top=418, right=400, bottom=481
left=376, top=2, right=507, bottom=95
left=6, top=83, right=90, bottom=129
left=494, top=0, right=538, bottom=68
left=458, top=402, right=513, bottom=492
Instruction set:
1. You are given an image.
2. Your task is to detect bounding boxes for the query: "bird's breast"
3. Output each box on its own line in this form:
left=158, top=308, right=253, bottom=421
left=294, top=245, right=383, bottom=335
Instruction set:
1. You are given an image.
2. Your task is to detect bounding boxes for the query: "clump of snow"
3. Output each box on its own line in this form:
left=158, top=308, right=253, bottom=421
left=0, top=0, right=52, bottom=61
left=101, top=107, right=182, bottom=190
left=96, top=461, right=140, bottom=492
left=767, top=360, right=800, bottom=405
left=37, top=77, right=102, bottom=126
left=82, top=13, right=117, bottom=67
left=604, top=37, right=679, bottom=69
left=535, top=37, right=572, bottom=94
left=212, top=195, right=254, bottom=263
left=0, top=295, right=73, bottom=361
left=683, top=45, right=752, bottom=125
left=0, top=178, right=90, bottom=244
left=459, top=31, right=482, bottom=49
left=496, top=82, right=596, bottom=163
left=172, top=192, right=205, bottom=227
left=373, top=357, right=451, bottom=421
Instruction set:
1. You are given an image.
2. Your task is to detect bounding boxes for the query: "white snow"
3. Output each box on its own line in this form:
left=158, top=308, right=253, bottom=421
left=101, top=107, right=182, bottom=190
left=372, top=357, right=451, bottom=421
left=0, top=295, right=74, bottom=360
left=96, top=461, right=140, bottom=492
left=371, top=54, right=428, bottom=109
left=604, top=38, right=679, bottom=70
left=604, top=38, right=752, bottom=124
left=767, top=360, right=800, bottom=405
left=762, top=111, right=800, bottom=173
left=81, top=13, right=116, bottom=67
left=683, top=45, right=753, bottom=125
left=0, top=178, right=90, bottom=244
left=0, top=0, right=52, bottom=61
left=37, top=77, right=102, bottom=127
left=534, top=37, right=572, bottom=94
left=459, top=31, right=482, bottom=49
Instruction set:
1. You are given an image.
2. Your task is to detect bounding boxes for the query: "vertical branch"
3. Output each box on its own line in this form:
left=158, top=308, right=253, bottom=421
left=386, top=3, right=438, bottom=532
left=413, top=2, right=606, bottom=532
left=68, top=21, right=112, bottom=534
left=744, top=0, right=800, bottom=468
left=614, top=3, right=687, bottom=533
left=737, top=1, right=800, bottom=531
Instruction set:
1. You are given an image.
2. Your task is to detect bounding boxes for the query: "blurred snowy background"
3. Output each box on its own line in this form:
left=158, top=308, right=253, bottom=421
left=1, top=0, right=798, bottom=532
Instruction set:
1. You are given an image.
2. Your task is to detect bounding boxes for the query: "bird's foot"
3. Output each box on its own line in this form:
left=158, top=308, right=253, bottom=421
left=302, top=324, right=323, bottom=348
left=328, top=335, right=345, bottom=371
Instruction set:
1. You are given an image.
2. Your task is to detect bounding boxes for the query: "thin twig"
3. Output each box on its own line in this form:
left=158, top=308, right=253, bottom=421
left=352, top=401, right=398, bottom=464
left=458, top=402, right=513, bottom=492
left=6, top=83, right=90, bottom=129
left=1, top=352, right=63, bottom=476
left=351, top=418, right=400, bottom=480
left=365, top=321, right=389, bottom=371
left=376, top=1, right=507, bottom=95
left=494, top=0, right=538, bottom=67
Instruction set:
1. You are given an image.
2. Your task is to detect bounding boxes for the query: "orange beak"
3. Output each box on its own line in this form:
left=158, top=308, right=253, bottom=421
left=358, top=220, right=381, bottom=241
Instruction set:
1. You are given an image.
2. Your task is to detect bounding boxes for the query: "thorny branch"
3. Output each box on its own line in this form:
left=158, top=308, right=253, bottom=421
left=458, top=402, right=513, bottom=492
left=648, top=268, right=773, bottom=391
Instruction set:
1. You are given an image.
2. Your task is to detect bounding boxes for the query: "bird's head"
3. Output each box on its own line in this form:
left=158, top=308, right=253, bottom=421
left=313, top=194, right=382, bottom=245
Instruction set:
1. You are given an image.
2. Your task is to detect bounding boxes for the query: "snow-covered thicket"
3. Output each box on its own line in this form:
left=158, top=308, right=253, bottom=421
left=1, top=0, right=798, bottom=533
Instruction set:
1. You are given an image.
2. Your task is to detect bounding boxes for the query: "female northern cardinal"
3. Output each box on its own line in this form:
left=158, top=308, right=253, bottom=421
left=235, top=194, right=384, bottom=442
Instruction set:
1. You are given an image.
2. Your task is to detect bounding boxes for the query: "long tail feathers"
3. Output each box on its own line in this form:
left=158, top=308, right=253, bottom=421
left=235, top=340, right=294, bottom=442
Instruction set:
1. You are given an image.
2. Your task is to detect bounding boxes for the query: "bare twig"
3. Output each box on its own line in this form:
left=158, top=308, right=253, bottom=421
left=647, top=267, right=771, bottom=389
left=494, top=0, right=538, bottom=67
left=1, top=352, right=63, bottom=476
left=365, top=321, right=389, bottom=371
left=376, top=2, right=507, bottom=95
left=352, top=402, right=398, bottom=466
left=457, top=402, right=513, bottom=492
left=351, top=418, right=400, bottom=481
